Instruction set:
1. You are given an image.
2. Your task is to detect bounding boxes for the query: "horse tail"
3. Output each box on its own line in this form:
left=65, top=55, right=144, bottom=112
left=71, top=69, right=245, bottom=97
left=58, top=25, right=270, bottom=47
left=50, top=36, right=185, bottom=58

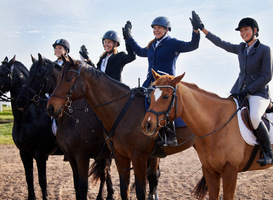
left=192, top=175, right=208, bottom=200
left=89, top=158, right=111, bottom=185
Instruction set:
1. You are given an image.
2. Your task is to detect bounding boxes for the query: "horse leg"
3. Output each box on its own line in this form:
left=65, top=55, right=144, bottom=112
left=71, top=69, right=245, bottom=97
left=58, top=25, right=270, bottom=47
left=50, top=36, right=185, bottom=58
left=221, top=162, right=238, bottom=200
left=105, top=158, right=114, bottom=200
left=202, top=165, right=221, bottom=200
left=36, top=155, right=48, bottom=200
left=20, top=151, right=36, bottom=200
left=131, top=152, right=148, bottom=200
left=115, top=155, right=131, bottom=200
left=147, top=157, right=160, bottom=200
left=69, top=158, right=81, bottom=200
left=76, top=156, right=89, bottom=200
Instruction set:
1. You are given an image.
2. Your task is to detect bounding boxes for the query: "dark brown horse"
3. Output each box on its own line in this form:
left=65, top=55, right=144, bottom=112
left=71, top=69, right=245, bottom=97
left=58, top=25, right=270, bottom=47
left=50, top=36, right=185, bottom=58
left=142, top=69, right=273, bottom=199
left=46, top=55, right=195, bottom=200
left=16, top=54, right=113, bottom=200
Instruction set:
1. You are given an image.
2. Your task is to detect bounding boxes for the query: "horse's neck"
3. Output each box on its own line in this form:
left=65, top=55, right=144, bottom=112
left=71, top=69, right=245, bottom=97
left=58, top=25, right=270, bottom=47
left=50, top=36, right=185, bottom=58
left=83, top=69, right=131, bottom=129
left=180, top=83, right=235, bottom=136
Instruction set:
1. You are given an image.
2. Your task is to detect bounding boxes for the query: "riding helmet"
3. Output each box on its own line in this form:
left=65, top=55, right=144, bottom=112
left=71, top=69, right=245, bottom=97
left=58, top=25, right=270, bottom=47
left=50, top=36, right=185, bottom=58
left=102, top=31, right=121, bottom=46
left=52, top=39, right=70, bottom=53
left=235, top=17, right=259, bottom=36
left=151, top=16, right=171, bottom=31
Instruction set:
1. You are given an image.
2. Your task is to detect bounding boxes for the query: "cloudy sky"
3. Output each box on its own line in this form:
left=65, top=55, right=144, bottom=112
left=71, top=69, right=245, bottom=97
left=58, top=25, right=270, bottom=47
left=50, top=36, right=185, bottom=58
left=1, top=0, right=273, bottom=96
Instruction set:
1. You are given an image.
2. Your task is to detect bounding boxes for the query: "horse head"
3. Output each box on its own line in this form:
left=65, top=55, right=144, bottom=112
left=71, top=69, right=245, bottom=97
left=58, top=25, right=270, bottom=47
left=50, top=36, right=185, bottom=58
left=47, top=55, right=86, bottom=118
left=16, top=53, right=59, bottom=110
left=141, top=69, right=185, bottom=136
left=0, top=55, right=16, bottom=95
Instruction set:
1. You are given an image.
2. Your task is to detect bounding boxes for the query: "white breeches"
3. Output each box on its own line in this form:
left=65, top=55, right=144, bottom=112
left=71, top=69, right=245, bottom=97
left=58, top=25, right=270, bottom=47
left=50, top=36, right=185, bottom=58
left=248, top=95, right=270, bottom=129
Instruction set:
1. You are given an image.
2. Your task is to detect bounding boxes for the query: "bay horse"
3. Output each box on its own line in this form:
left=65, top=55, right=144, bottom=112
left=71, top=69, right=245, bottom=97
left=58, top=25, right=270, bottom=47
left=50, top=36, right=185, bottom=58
left=46, top=55, right=195, bottom=200
left=0, top=56, right=63, bottom=200
left=16, top=53, right=113, bottom=200
left=141, top=69, right=273, bottom=199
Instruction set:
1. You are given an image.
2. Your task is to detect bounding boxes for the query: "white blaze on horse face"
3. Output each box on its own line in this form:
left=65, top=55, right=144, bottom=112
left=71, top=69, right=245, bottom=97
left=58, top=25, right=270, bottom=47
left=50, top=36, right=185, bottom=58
left=154, top=88, right=162, bottom=102
left=148, top=117, right=151, bottom=122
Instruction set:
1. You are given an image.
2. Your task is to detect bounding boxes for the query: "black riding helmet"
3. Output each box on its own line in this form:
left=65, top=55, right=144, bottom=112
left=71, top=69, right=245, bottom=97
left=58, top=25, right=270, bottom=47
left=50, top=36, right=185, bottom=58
left=102, top=31, right=121, bottom=47
left=52, top=39, right=70, bottom=53
left=235, top=17, right=259, bottom=37
left=151, top=16, right=172, bottom=31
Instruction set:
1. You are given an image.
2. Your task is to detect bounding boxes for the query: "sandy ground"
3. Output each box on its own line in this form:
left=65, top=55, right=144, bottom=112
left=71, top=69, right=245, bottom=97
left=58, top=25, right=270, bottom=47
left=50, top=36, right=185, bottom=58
left=1, top=144, right=273, bottom=199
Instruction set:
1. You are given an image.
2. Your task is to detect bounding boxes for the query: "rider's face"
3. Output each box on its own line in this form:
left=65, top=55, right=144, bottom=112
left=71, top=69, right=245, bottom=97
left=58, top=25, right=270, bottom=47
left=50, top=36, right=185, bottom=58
left=153, top=25, right=167, bottom=40
left=54, top=45, right=66, bottom=58
left=103, top=39, right=116, bottom=53
left=240, top=26, right=257, bottom=43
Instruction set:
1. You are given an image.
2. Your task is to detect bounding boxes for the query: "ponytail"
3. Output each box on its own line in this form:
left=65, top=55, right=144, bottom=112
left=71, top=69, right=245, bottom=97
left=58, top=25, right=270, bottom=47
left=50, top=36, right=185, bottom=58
left=147, top=39, right=156, bottom=49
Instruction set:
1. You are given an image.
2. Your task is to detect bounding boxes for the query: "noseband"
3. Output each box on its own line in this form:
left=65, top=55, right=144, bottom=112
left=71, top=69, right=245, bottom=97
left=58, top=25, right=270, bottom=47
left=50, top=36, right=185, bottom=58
left=147, top=85, right=177, bottom=128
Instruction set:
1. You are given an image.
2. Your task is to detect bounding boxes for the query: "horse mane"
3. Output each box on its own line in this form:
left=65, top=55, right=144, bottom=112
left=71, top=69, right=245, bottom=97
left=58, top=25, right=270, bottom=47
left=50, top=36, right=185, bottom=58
left=84, top=63, right=131, bottom=90
left=181, top=81, right=225, bottom=100
left=14, top=61, right=29, bottom=77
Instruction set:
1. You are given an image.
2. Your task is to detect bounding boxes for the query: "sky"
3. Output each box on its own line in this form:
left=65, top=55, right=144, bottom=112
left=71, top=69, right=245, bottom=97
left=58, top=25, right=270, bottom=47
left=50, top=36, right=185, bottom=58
left=1, top=0, right=273, bottom=97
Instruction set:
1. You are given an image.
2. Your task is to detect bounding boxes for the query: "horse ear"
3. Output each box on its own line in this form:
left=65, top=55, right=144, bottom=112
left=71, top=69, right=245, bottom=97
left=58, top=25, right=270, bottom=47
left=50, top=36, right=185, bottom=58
left=38, top=53, right=43, bottom=65
left=171, top=72, right=185, bottom=85
left=61, top=54, right=66, bottom=63
left=4, top=56, right=8, bottom=63
left=8, top=55, right=16, bottom=68
left=152, top=69, right=161, bottom=80
left=31, top=54, right=37, bottom=63
left=68, top=55, right=75, bottom=66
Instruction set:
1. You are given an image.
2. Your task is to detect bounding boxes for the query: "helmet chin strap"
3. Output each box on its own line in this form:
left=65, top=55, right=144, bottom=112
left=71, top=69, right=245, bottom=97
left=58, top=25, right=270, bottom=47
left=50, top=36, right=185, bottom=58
left=246, top=27, right=256, bottom=44
left=156, top=29, right=167, bottom=41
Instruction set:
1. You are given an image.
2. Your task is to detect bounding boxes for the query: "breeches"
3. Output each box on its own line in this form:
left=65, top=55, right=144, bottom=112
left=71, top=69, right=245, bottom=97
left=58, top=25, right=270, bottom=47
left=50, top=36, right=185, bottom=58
left=248, top=95, right=270, bottom=129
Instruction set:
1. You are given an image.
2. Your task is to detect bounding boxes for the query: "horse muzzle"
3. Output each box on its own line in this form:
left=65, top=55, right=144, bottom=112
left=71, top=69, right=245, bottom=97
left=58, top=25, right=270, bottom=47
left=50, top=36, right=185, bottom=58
left=141, top=120, right=158, bottom=137
left=47, top=104, right=64, bottom=118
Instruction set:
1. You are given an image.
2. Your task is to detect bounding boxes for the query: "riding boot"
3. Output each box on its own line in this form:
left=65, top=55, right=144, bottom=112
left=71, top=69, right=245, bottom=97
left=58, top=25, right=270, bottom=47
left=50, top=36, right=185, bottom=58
left=254, top=121, right=273, bottom=166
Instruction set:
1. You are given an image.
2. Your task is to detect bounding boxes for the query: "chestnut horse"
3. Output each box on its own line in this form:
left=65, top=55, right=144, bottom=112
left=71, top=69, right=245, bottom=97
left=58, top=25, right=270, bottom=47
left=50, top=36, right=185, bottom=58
left=46, top=56, right=195, bottom=200
left=142, top=69, right=273, bottom=199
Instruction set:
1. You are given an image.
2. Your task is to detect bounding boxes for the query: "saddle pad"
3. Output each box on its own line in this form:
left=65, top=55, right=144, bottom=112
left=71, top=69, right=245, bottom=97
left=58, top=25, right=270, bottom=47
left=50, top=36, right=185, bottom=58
left=234, top=98, right=273, bottom=146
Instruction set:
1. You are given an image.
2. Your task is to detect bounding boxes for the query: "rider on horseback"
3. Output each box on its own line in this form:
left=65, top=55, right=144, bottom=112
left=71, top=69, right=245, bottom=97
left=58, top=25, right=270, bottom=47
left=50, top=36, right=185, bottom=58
left=122, top=14, right=200, bottom=146
left=192, top=12, right=273, bottom=166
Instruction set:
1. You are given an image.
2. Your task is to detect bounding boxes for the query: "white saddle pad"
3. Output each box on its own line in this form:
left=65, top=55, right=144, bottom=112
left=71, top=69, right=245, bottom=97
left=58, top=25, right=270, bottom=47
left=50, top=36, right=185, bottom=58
left=234, top=98, right=273, bottom=146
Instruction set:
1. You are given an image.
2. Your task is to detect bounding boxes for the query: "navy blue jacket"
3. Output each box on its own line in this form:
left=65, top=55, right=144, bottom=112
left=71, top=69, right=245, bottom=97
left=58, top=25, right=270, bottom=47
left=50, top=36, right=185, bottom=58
left=206, top=32, right=272, bottom=99
left=126, top=32, right=200, bottom=87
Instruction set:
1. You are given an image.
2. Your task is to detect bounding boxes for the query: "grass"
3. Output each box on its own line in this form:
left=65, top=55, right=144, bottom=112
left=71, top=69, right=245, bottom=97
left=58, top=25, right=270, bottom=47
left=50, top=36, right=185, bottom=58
left=0, top=105, right=14, bottom=145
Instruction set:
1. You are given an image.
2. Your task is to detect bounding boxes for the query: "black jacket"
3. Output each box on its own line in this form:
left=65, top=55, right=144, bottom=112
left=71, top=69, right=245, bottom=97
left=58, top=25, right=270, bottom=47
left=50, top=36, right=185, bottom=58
left=97, top=44, right=135, bottom=82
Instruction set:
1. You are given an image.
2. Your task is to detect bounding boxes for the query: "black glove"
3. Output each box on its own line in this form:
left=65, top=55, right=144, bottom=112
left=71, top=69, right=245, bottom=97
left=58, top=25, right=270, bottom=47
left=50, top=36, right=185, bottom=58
left=238, top=88, right=249, bottom=97
left=191, top=11, right=205, bottom=30
left=189, top=17, right=199, bottom=31
left=122, top=21, right=132, bottom=40
left=79, top=45, right=89, bottom=59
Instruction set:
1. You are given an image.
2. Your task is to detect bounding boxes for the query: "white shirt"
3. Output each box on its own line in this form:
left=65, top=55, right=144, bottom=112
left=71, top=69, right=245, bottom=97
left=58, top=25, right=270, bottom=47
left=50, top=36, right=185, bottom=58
left=100, top=54, right=112, bottom=72
left=155, top=35, right=168, bottom=47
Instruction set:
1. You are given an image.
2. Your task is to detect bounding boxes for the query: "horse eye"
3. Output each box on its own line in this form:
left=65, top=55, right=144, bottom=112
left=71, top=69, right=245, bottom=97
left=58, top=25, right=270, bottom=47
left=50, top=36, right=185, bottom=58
left=163, top=95, right=169, bottom=99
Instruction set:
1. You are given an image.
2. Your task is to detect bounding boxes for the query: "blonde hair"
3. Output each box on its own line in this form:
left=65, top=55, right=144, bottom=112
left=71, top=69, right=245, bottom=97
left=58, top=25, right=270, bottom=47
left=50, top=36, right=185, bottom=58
left=147, top=39, right=156, bottom=49
left=100, top=47, right=118, bottom=58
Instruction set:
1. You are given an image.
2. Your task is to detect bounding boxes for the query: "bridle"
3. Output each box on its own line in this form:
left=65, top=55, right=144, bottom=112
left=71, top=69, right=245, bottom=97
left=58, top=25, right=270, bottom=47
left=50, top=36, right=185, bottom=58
left=0, top=64, right=14, bottom=102
left=22, top=61, right=56, bottom=104
left=147, top=85, right=177, bottom=129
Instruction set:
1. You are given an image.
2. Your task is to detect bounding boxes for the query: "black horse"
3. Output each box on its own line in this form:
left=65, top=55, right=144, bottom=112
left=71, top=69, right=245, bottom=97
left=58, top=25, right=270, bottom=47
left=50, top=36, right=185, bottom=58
left=16, top=54, right=114, bottom=200
left=0, top=56, right=64, bottom=200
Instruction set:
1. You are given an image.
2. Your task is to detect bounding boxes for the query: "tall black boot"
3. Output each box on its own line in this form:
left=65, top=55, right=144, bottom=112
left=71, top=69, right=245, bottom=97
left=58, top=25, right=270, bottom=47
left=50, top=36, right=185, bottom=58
left=255, top=122, right=273, bottom=166
left=157, top=122, right=178, bottom=146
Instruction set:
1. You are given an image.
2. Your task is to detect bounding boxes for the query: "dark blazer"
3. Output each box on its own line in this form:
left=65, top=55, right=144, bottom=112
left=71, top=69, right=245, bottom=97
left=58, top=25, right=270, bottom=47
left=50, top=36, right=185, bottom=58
left=97, top=44, right=135, bottom=82
left=126, top=32, right=200, bottom=87
left=206, top=32, right=272, bottom=99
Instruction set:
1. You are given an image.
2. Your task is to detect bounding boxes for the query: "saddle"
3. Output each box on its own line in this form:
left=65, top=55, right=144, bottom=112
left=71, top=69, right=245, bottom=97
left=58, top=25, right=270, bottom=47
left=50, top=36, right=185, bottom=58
left=239, top=98, right=272, bottom=132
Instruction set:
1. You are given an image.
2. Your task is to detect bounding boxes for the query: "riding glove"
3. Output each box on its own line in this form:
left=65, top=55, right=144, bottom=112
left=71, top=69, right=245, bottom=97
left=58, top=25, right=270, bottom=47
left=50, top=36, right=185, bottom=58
left=122, top=21, right=132, bottom=40
left=192, top=11, right=205, bottom=30
left=79, top=45, right=89, bottom=59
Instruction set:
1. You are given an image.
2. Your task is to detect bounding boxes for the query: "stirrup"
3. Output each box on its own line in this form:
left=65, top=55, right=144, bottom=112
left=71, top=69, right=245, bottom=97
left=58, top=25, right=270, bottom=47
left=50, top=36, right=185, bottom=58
left=257, top=152, right=273, bottom=167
